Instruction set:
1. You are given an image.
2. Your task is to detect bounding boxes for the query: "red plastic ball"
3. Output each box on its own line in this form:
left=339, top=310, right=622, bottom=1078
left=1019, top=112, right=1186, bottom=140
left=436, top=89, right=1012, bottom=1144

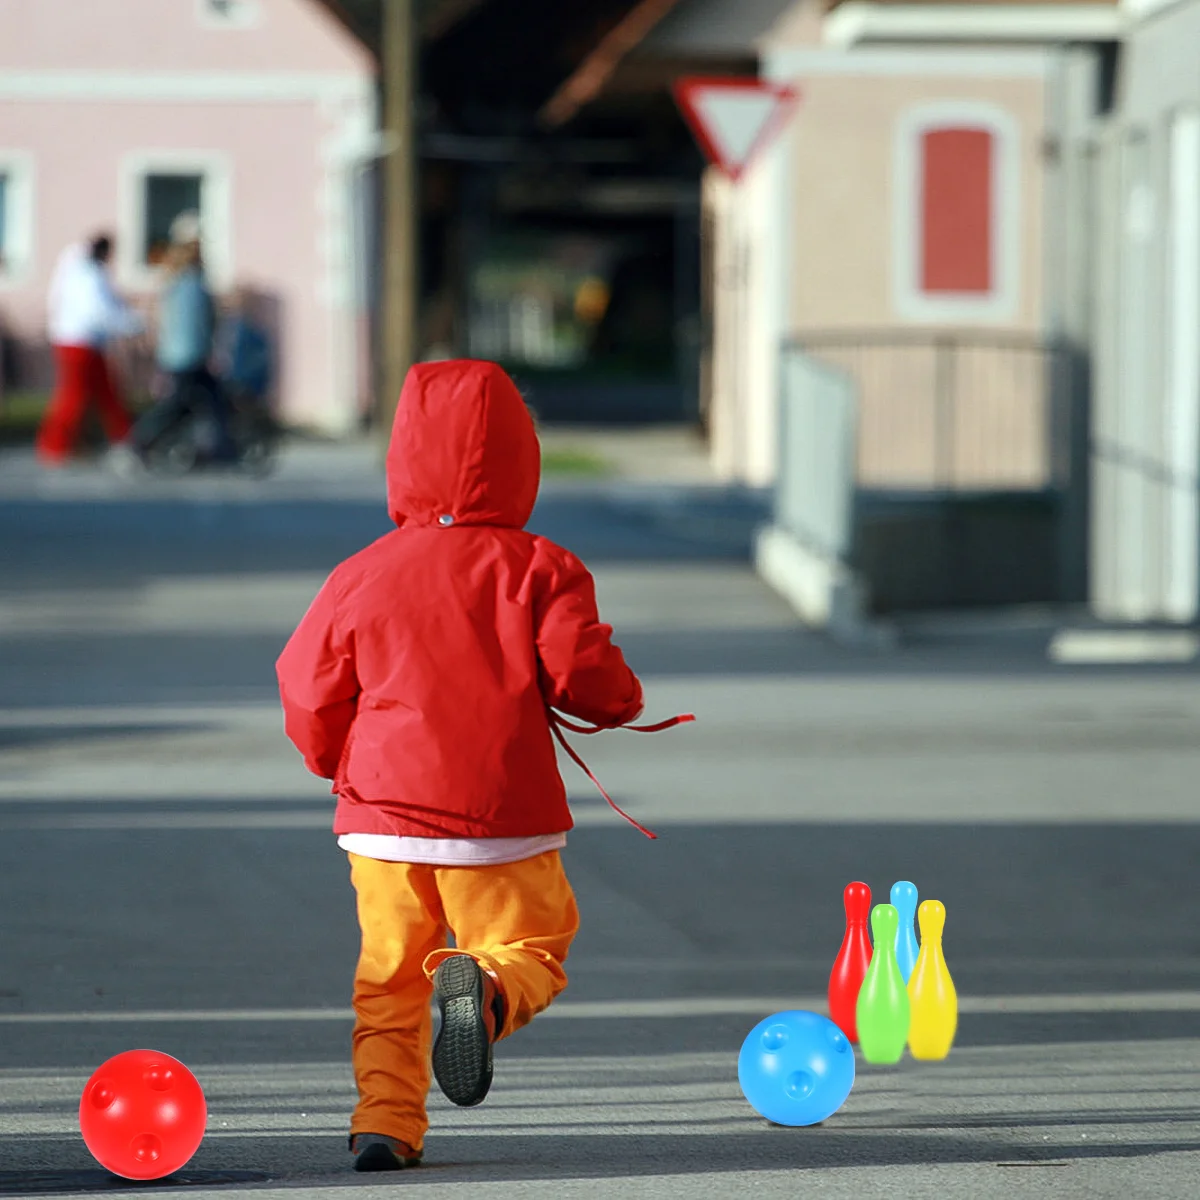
left=79, top=1050, right=207, bottom=1180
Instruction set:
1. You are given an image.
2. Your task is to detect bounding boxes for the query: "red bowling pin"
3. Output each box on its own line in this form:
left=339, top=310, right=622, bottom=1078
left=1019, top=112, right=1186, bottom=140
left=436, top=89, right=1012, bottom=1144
left=828, top=881, right=873, bottom=1042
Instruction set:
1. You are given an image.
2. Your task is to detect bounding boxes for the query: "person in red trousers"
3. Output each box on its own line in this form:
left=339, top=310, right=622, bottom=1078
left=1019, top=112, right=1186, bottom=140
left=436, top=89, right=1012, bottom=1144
left=277, top=359, right=688, bottom=1173
left=36, top=234, right=144, bottom=465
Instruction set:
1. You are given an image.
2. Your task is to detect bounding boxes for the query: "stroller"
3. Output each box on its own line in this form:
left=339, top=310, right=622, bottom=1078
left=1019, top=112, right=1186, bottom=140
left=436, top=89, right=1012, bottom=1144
left=140, top=315, right=279, bottom=478
left=140, top=374, right=279, bottom=478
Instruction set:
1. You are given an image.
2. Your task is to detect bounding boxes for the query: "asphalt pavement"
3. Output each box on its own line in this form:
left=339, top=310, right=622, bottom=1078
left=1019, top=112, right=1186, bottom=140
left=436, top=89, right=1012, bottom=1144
left=0, top=439, right=1198, bottom=1199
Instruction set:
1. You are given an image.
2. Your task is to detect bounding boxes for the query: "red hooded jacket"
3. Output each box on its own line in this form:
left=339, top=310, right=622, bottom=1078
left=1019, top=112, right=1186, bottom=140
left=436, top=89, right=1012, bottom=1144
left=276, top=360, right=644, bottom=839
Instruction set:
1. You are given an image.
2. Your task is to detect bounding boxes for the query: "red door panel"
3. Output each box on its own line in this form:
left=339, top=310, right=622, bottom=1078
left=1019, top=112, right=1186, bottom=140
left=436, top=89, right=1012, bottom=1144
left=921, top=127, right=993, bottom=294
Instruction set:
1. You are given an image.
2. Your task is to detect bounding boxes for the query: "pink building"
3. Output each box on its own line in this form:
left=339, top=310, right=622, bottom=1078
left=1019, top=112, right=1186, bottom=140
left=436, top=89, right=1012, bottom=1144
left=0, top=0, right=377, bottom=434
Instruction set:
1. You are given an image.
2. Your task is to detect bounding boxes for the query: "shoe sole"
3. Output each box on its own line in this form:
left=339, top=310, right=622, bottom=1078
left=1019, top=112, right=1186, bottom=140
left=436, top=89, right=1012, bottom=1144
left=432, top=955, right=494, bottom=1107
left=353, top=1143, right=420, bottom=1172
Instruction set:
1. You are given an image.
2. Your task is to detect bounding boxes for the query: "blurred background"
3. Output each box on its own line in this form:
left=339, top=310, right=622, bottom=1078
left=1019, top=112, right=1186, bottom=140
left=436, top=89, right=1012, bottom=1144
left=1, top=0, right=1196, bottom=631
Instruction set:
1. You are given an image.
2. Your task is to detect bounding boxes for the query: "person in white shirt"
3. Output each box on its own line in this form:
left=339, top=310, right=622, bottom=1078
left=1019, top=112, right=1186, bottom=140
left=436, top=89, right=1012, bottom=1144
left=36, top=233, right=145, bottom=465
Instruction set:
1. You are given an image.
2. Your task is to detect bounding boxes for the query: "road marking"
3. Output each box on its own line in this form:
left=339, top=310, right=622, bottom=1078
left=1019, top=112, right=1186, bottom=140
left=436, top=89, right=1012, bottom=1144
left=1049, top=629, right=1200, bottom=664
left=1, top=992, right=1198, bottom=1024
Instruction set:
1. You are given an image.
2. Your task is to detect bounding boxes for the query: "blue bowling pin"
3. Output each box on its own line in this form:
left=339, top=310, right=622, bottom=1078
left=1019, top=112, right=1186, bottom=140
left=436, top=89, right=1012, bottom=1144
left=891, top=881, right=920, bottom=983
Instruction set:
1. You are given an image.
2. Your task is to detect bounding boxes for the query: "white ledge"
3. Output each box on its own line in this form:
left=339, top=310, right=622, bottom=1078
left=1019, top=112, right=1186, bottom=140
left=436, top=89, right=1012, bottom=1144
left=824, top=3, right=1128, bottom=48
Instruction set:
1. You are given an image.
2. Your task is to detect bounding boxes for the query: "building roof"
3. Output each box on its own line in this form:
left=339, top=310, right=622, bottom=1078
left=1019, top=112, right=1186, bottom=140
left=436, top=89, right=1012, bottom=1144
left=307, top=0, right=373, bottom=44
left=824, top=0, right=1119, bottom=5
left=311, top=0, right=556, bottom=53
left=638, top=0, right=798, bottom=54
left=821, top=0, right=1126, bottom=46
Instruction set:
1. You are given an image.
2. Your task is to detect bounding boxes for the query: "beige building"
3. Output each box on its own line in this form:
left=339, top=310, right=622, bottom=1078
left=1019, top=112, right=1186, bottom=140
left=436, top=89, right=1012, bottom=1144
left=704, top=0, right=1122, bottom=490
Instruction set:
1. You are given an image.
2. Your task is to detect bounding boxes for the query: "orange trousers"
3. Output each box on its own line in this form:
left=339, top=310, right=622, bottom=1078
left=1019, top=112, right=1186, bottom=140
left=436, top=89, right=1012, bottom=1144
left=347, top=849, right=579, bottom=1150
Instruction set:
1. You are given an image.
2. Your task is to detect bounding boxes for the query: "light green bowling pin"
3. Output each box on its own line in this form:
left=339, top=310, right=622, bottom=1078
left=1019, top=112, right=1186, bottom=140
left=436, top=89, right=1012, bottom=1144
left=855, top=903, right=911, bottom=1064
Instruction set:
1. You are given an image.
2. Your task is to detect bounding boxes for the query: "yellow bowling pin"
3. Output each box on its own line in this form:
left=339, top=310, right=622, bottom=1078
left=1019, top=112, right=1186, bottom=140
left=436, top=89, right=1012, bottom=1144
left=907, top=899, right=957, bottom=1060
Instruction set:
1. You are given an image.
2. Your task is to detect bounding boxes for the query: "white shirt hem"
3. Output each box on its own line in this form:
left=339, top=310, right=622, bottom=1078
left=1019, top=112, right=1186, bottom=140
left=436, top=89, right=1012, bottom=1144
left=337, top=831, right=567, bottom=866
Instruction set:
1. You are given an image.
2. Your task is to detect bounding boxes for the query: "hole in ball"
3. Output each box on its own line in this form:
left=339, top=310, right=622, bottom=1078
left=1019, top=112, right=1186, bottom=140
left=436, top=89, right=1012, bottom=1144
left=89, top=1080, right=117, bottom=1110
left=827, top=1025, right=849, bottom=1052
left=130, top=1133, right=162, bottom=1164
left=144, top=1066, right=175, bottom=1091
left=786, top=1069, right=816, bottom=1100
left=760, top=1024, right=790, bottom=1052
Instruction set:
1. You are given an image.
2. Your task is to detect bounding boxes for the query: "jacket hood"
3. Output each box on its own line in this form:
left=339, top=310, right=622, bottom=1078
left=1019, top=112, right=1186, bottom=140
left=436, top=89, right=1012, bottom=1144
left=386, top=359, right=541, bottom=530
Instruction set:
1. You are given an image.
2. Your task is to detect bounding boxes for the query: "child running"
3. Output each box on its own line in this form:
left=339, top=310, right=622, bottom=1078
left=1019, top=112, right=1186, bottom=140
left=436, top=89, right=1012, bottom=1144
left=276, top=359, right=686, bottom=1171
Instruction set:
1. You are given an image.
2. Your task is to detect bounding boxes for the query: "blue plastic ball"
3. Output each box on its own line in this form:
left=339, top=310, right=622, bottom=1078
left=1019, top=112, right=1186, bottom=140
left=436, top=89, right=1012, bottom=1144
left=738, top=1010, right=856, bottom=1126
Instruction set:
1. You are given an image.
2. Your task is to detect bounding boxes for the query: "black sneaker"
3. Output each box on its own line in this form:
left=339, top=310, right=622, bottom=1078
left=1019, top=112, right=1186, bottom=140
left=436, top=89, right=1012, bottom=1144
left=349, top=1133, right=422, bottom=1171
left=431, top=954, right=504, bottom=1107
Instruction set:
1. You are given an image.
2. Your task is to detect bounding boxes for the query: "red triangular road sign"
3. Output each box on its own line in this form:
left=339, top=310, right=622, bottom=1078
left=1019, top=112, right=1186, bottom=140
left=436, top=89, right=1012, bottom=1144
left=673, top=77, right=800, bottom=183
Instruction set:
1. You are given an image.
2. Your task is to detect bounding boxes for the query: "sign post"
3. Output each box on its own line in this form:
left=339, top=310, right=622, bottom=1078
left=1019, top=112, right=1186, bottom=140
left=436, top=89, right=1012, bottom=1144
left=672, top=77, right=800, bottom=183
left=673, top=77, right=800, bottom=478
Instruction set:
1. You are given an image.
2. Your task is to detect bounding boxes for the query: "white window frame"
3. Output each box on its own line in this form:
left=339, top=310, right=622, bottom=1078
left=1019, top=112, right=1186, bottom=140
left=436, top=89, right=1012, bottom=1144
left=0, top=149, right=35, bottom=289
left=195, top=0, right=263, bottom=30
left=892, top=101, right=1020, bottom=324
left=117, top=151, right=233, bottom=292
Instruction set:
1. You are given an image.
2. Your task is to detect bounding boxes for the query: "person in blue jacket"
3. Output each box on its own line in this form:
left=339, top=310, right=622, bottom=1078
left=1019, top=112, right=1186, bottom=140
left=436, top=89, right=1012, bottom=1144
left=127, top=212, right=235, bottom=462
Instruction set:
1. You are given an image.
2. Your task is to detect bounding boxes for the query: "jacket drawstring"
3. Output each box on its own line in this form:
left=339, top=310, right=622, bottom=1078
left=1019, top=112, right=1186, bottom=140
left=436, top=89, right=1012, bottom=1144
left=549, top=710, right=696, bottom=840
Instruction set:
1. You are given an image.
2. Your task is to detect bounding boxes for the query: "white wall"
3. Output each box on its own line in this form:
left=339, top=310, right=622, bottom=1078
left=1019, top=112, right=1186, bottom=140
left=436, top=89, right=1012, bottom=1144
left=1086, top=0, right=1200, bottom=623
left=703, top=125, right=792, bottom=486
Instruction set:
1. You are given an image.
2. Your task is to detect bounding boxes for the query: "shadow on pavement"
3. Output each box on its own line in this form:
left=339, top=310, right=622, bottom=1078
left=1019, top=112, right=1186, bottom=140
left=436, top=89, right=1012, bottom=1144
left=0, top=489, right=765, bottom=592
left=0, top=821, right=1197, bottom=1071
left=0, top=725, right=213, bottom=752
left=0, top=1168, right=268, bottom=1196
left=564, top=823, right=1200, bottom=1000
left=4, top=490, right=1199, bottom=695
left=8, top=625, right=1200, bottom=709
left=0, top=1132, right=1196, bottom=1192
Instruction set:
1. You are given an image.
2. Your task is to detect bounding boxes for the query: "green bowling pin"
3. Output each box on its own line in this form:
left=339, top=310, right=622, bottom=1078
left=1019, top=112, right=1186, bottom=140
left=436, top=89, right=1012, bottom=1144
left=856, top=903, right=911, bottom=1063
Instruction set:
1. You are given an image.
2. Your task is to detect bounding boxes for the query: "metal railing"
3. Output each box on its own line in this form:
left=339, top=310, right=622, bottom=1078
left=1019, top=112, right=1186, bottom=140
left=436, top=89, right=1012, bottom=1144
left=789, top=330, right=1063, bottom=492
